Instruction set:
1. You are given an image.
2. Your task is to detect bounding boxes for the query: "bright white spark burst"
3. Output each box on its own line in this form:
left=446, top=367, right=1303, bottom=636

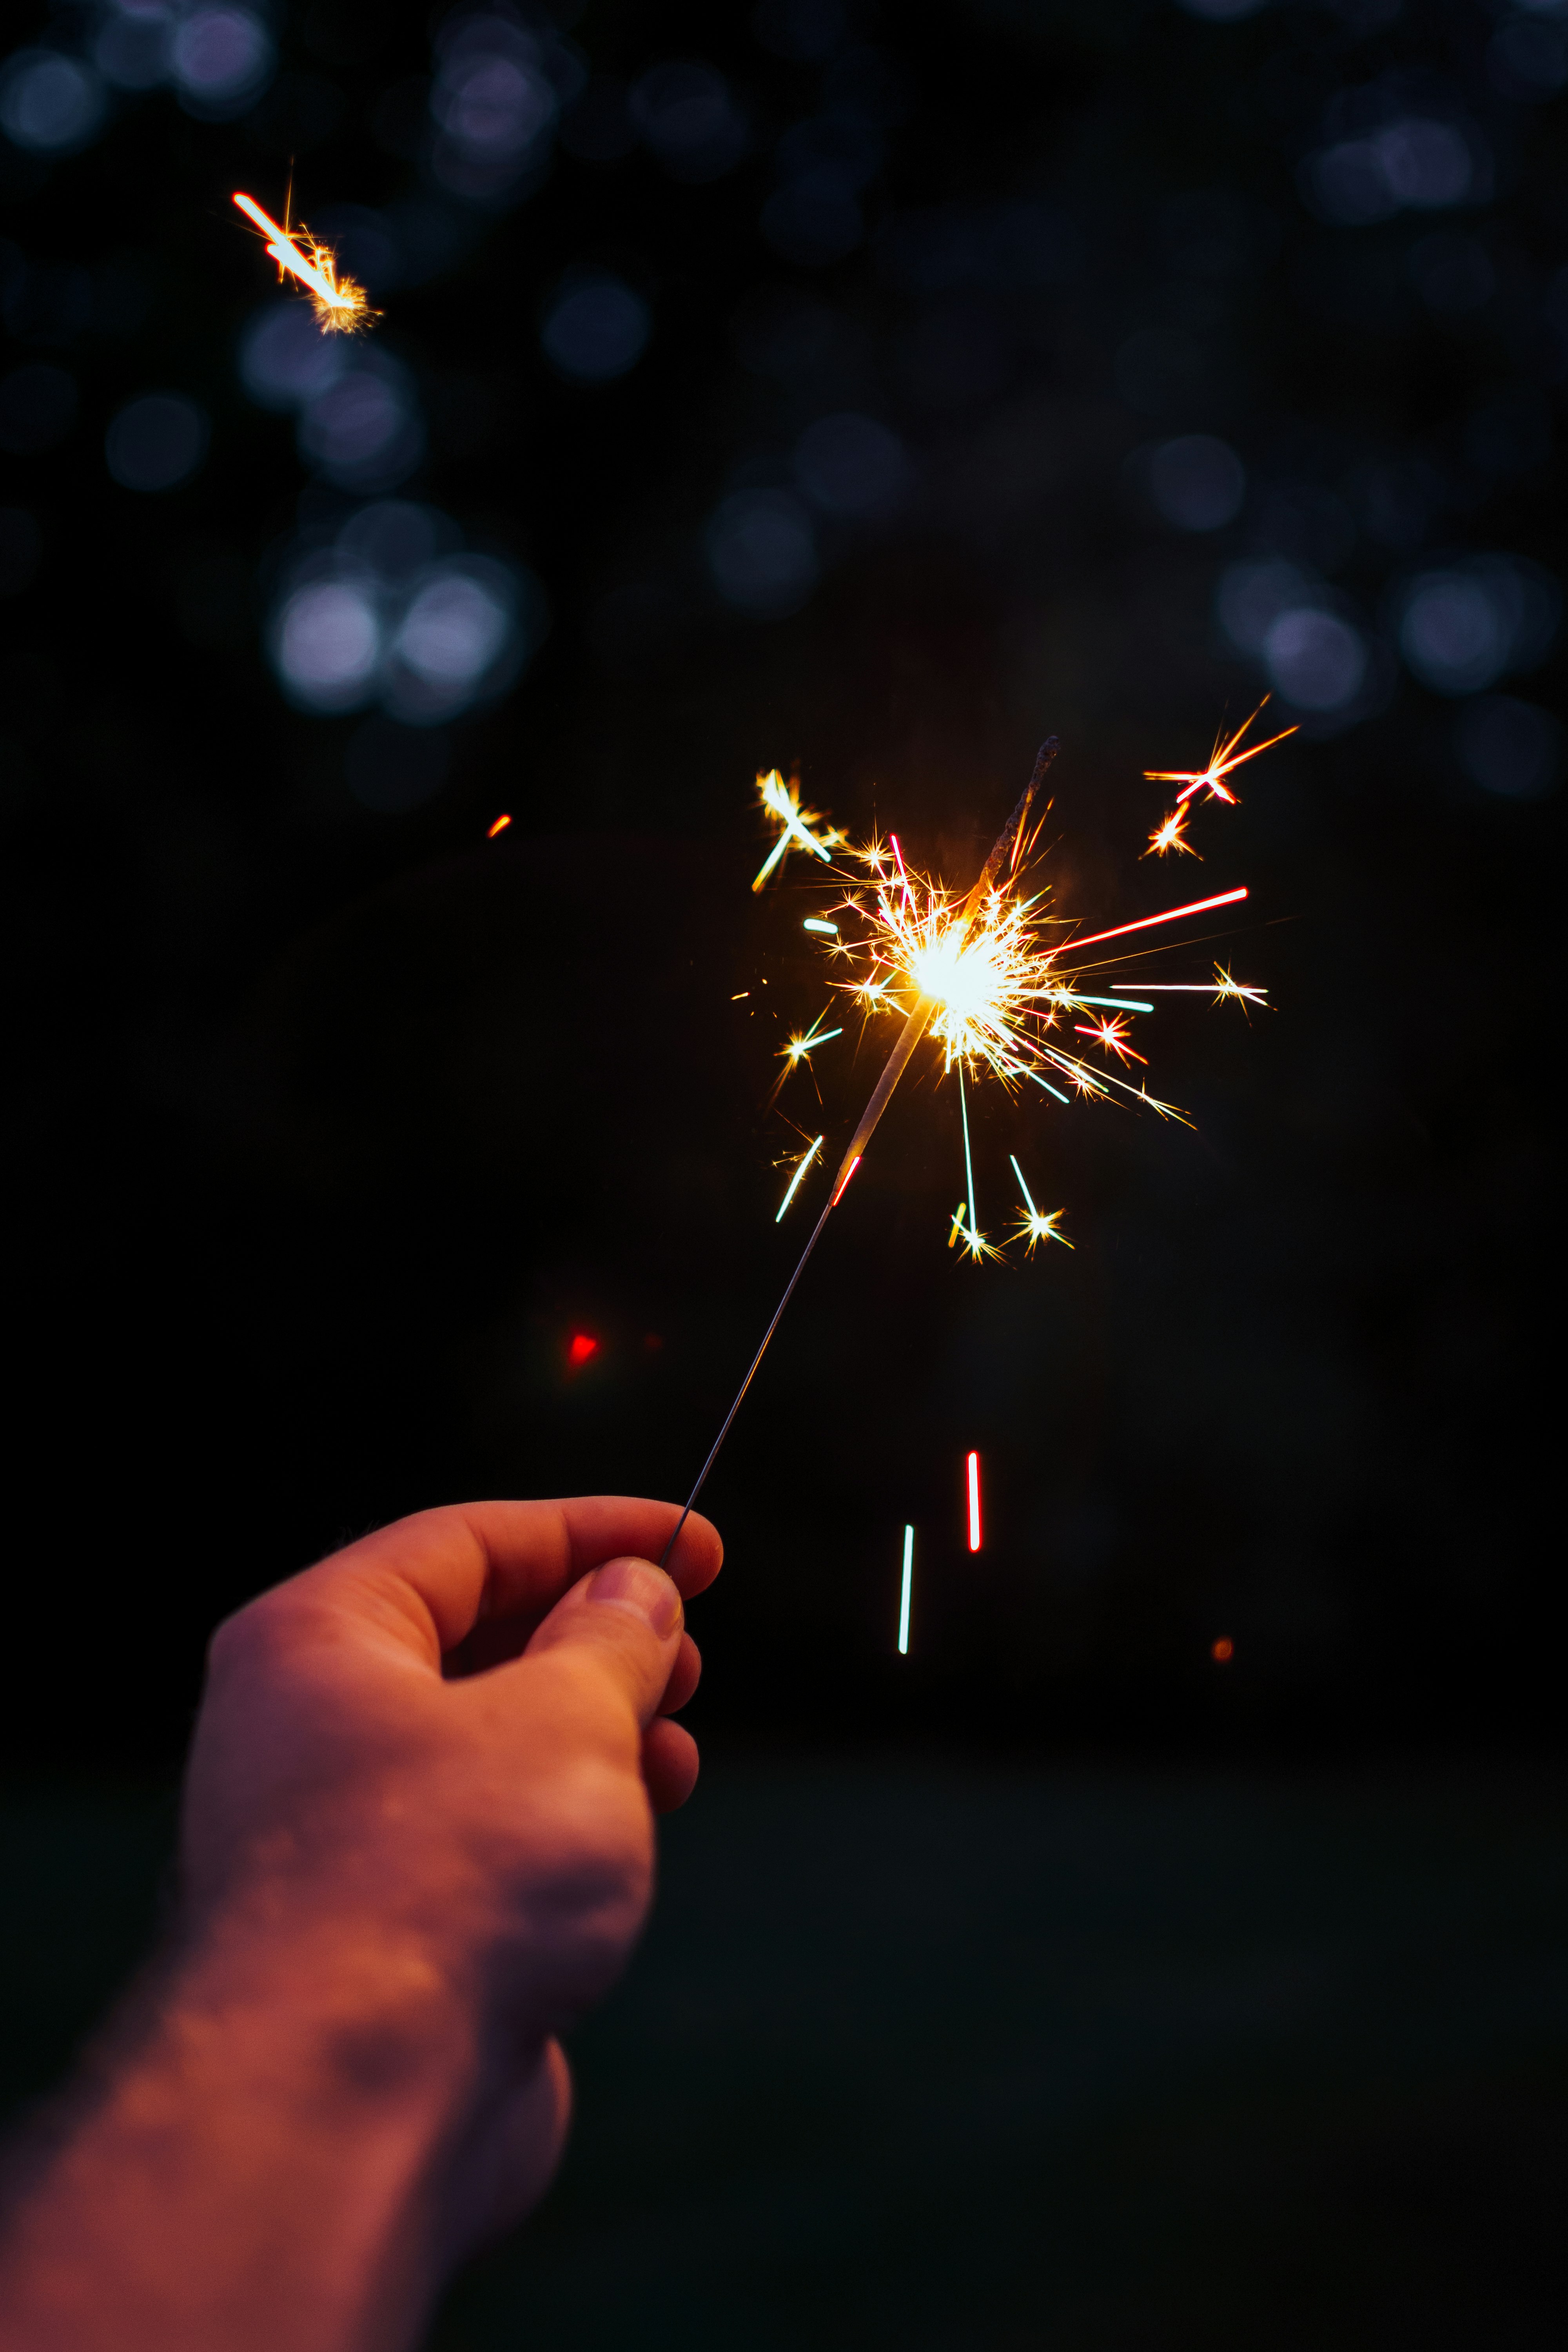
left=752, top=725, right=1281, bottom=1261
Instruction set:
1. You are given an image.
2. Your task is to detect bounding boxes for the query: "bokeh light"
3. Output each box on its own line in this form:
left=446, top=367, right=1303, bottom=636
left=94, top=3, right=172, bottom=94
left=541, top=276, right=651, bottom=384
left=169, top=5, right=272, bottom=118
left=793, top=412, right=909, bottom=518
left=1263, top=608, right=1368, bottom=713
left=1456, top=696, right=1563, bottom=799
left=430, top=10, right=566, bottom=201
left=239, top=303, right=348, bottom=413
left=103, top=392, right=208, bottom=492
left=706, top=489, right=818, bottom=616
left=1307, top=119, right=1478, bottom=225
left=274, top=579, right=382, bottom=713
left=296, top=354, right=425, bottom=495
left=1147, top=434, right=1246, bottom=533
left=268, top=503, right=541, bottom=730
left=1398, top=558, right=1561, bottom=696
left=0, top=49, right=105, bottom=153
left=631, top=60, right=747, bottom=182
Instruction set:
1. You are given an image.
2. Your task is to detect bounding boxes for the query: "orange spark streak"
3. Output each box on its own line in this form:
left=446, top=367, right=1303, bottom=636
left=1145, top=700, right=1298, bottom=806
left=487, top=813, right=512, bottom=838
left=1059, top=886, right=1247, bottom=957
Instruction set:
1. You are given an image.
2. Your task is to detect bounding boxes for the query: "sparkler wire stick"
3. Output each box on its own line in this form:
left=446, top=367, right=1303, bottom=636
left=658, top=737, right=1059, bottom=1569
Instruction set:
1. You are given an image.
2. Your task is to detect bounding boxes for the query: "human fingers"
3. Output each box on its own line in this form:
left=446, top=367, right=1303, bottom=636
left=516, top=1557, right=685, bottom=1731
left=657, top=1632, right=702, bottom=1717
left=296, top=1499, right=722, bottom=1663
left=641, top=1718, right=700, bottom=1813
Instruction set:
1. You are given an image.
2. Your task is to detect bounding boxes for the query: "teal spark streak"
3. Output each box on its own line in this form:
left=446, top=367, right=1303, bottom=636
left=775, top=1136, right=823, bottom=1223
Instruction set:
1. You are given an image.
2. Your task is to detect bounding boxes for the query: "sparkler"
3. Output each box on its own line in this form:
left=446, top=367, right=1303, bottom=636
left=659, top=740, right=1058, bottom=1565
left=232, top=191, right=375, bottom=332
left=660, top=719, right=1279, bottom=1569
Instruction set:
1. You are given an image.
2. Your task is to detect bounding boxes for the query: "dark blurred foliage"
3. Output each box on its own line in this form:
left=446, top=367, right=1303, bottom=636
left=0, top=0, right=1562, bottom=1768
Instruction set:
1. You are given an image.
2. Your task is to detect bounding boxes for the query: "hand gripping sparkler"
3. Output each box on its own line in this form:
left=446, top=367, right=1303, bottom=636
left=659, top=738, right=1059, bottom=1570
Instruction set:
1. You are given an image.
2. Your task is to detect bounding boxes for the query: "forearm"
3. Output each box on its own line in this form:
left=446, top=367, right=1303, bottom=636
left=0, top=1908, right=496, bottom=2352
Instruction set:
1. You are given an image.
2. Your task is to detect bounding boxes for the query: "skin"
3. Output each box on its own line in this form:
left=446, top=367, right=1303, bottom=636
left=0, top=1495, right=722, bottom=2352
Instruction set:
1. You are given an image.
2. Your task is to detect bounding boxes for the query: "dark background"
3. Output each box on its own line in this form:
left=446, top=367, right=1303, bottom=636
left=2, top=0, right=1561, bottom=1766
left=1, top=2, right=1564, bottom=2342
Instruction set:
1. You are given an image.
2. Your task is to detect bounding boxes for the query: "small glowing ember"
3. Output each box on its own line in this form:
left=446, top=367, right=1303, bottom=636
left=487, top=813, right=512, bottom=838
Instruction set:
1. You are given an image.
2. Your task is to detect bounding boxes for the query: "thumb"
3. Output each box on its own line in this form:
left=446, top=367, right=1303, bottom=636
left=519, top=1557, right=685, bottom=1729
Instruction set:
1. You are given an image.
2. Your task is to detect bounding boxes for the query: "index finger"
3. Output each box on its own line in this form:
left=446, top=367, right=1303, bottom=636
left=305, top=1496, right=723, bottom=1658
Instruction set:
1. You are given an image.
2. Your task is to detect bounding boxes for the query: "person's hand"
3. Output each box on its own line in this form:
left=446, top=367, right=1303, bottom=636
left=180, top=1497, right=722, bottom=2251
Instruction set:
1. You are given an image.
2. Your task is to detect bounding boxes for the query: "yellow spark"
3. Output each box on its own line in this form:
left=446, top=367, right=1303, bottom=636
left=1212, top=963, right=1268, bottom=1011
left=779, top=1020, right=842, bottom=1067
left=1145, top=804, right=1198, bottom=859
left=232, top=192, right=375, bottom=333
left=751, top=770, right=844, bottom=891
left=1145, top=697, right=1297, bottom=808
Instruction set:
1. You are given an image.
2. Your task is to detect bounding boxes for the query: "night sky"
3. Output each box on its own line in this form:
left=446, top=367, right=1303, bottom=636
left=1, top=0, right=1561, bottom=1770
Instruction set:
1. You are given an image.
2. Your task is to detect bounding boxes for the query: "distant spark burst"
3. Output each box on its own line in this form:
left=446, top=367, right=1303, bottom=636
left=751, top=769, right=844, bottom=891
left=1143, top=699, right=1296, bottom=862
left=232, top=192, right=376, bottom=332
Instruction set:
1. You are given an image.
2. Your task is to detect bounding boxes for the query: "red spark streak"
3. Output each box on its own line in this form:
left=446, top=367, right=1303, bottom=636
left=1059, top=886, right=1247, bottom=956
left=966, top=1452, right=982, bottom=1552
left=831, top=1154, right=862, bottom=1205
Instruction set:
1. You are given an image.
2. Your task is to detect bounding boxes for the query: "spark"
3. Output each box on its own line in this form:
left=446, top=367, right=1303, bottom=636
left=802, top=917, right=840, bottom=935
left=1111, top=965, right=1267, bottom=1009
left=1073, top=1017, right=1147, bottom=1065
left=731, top=991, right=750, bottom=1000
left=752, top=769, right=844, bottom=891
left=779, top=1021, right=842, bottom=1067
left=566, top=1333, right=599, bottom=1367
left=1059, top=886, right=1247, bottom=956
left=1211, top=1637, right=1234, bottom=1663
left=966, top=1452, right=982, bottom=1553
left=1145, top=803, right=1198, bottom=859
left=232, top=192, right=375, bottom=332
left=775, top=1136, right=824, bottom=1223
left=1009, top=1154, right=1073, bottom=1254
left=1145, top=699, right=1298, bottom=808
left=898, top=1525, right=914, bottom=1655
left=487, top=813, right=512, bottom=838
left=951, top=1063, right=1002, bottom=1261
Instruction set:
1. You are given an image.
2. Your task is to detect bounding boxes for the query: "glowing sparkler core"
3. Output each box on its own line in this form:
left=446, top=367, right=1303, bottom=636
left=232, top=192, right=374, bottom=332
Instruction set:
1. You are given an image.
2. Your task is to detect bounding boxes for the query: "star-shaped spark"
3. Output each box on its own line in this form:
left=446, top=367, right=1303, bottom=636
left=1145, top=698, right=1298, bottom=808
left=1145, top=803, right=1198, bottom=859
left=752, top=770, right=845, bottom=891
left=1008, top=1156, right=1073, bottom=1254
left=947, top=1203, right=1003, bottom=1263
